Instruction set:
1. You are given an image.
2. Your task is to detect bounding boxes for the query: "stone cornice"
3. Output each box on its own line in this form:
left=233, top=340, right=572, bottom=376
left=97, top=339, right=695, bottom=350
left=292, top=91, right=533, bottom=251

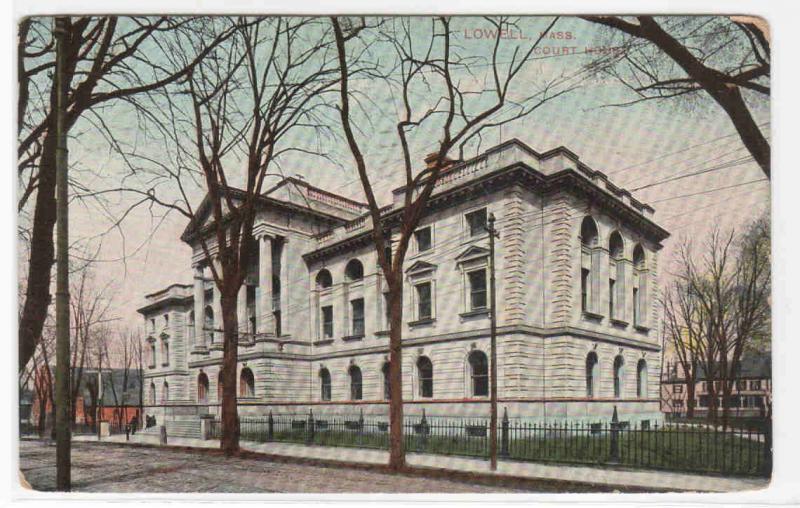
left=303, top=162, right=669, bottom=264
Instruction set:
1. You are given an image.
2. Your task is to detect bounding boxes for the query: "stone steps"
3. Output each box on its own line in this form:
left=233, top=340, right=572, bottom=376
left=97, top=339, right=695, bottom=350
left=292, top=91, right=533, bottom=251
left=139, top=419, right=202, bottom=440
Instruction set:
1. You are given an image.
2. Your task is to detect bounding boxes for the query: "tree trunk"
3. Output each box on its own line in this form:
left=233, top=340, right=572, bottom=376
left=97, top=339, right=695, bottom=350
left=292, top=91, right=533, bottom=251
left=686, top=378, right=695, bottom=418
left=219, top=289, right=240, bottom=456
left=387, top=282, right=405, bottom=471
left=18, top=132, right=57, bottom=372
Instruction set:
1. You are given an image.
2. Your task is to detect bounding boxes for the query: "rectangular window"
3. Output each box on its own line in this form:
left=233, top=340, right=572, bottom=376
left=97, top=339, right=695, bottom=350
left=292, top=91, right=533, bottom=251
left=415, top=227, right=432, bottom=252
left=465, top=208, right=487, bottom=237
left=750, top=379, right=762, bottom=390
left=246, top=285, right=257, bottom=334
left=351, top=298, right=365, bottom=337
left=581, top=268, right=590, bottom=312
left=674, top=384, right=683, bottom=394
left=468, top=269, right=487, bottom=310
left=608, top=278, right=616, bottom=318
left=736, top=380, right=747, bottom=391
left=633, top=287, right=640, bottom=325
left=321, top=305, right=334, bottom=338
left=416, top=282, right=432, bottom=320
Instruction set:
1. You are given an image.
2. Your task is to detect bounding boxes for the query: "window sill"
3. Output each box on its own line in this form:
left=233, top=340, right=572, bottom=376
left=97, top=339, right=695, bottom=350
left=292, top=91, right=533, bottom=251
left=147, top=365, right=156, bottom=370
left=460, top=308, right=490, bottom=319
left=408, top=318, right=435, bottom=327
left=342, top=334, right=364, bottom=342
left=146, top=336, right=156, bottom=344
left=634, top=324, right=651, bottom=333
left=582, top=311, right=603, bottom=321
left=375, top=330, right=390, bottom=337
left=209, top=343, right=224, bottom=351
left=313, top=339, right=334, bottom=346
left=161, top=363, right=170, bottom=367
left=610, top=318, right=629, bottom=328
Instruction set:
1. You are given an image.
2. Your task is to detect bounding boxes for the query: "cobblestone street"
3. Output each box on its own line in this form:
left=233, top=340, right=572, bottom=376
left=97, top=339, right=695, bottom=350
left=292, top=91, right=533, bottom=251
left=18, top=440, right=548, bottom=493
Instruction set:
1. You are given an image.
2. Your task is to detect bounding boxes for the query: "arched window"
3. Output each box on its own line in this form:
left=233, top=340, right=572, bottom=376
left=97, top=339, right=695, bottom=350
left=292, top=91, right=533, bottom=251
left=204, top=305, right=215, bottom=344
left=613, top=355, right=625, bottom=398
left=608, top=231, right=625, bottom=320
left=320, top=368, right=331, bottom=401
left=217, top=371, right=225, bottom=401
left=468, top=350, right=489, bottom=397
left=580, top=217, right=600, bottom=314
left=149, top=382, right=156, bottom=405
left=632, top=244, right=647, bottom=327
left=417, top=356, right=433, bottom=398
left=345, top=259, right=364, bottom=282
left=382, top=362, right=391, bottom=400
left=197, top=372, right=209, bottom=403
left=586, top=352, right=598, bottom=397
left=316, top=269, right=333, bottom=289
left=162, top=381, right=169, bottom=403
left=349, top=365, right=363, bottom=400
left=240, top=367, right=255, bottom=397
left=637, top=359, right=648, bottom=398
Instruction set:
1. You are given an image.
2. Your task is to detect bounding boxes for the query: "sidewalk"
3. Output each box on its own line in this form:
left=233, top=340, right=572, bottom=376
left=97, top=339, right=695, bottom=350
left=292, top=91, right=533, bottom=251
left=72, top=433, right=769, bottom=493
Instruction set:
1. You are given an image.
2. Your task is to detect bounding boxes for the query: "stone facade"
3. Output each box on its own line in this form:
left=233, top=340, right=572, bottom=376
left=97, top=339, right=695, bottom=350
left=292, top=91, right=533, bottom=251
left=138, top=139, right=670, bottom=425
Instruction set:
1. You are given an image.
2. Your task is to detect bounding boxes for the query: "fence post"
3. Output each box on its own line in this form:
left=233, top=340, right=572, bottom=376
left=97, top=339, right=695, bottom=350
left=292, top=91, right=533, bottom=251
left=307, top=409, right=315, bottom=445
left=420, top=409, right=429, bottom=450
left=609, top=405, right=620, bottom=463
left=358, top=408, right=364, bottom=445
left=268, top=410, right=274, bottom=442
left=764, top=418, right=772, bottom=476
left=500, top=407, right=510, bottom=458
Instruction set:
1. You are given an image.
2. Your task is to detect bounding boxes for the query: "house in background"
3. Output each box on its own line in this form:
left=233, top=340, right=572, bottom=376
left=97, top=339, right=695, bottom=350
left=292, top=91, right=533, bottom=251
left=139, top=138, right=669, bottom=425
left=661, top=353, right=772, bottom=419
left=30, top=367, right=143, bottom=430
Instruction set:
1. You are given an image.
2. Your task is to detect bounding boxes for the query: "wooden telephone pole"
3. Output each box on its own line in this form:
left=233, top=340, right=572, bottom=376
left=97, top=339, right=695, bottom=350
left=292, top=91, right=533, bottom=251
left=487, top=213, right=500, bottom=471
left=53, top=16, right=71, bottom=491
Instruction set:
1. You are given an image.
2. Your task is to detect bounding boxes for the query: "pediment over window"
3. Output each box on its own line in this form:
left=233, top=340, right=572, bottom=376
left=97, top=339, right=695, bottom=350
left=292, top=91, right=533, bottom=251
left=406, top=260, right=438, bottom=276
left=455, top=245, right=490, bottom=265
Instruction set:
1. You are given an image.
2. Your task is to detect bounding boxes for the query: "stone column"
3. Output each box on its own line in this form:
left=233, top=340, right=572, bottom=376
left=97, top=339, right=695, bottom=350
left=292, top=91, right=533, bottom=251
left=193, top=265, right=206, bottom=349
left=212, top=257, right=223, bottom=347
left=258, top=235, right=274, bottom=335
left=280, top=238, right=292, bottom=337
left=237, top=283, right=248, bottom=339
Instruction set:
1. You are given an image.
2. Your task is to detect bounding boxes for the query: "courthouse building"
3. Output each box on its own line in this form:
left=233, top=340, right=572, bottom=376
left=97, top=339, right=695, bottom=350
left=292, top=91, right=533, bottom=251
left=138, top=139, right=669, bottom=425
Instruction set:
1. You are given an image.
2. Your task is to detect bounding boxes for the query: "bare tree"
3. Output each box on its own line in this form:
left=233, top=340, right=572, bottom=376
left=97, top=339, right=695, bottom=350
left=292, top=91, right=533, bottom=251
left=663, top=261, right=706, bottom=418
left=67, top=266, right=113, bottom=425
left=580, top=16, right=770, bottom=178
left=17, top=16, right=237, bottom=374
left=331, top=15, right=579, bottom=470
left=104, top=328, right=140, bottom=426
left=120, top=16, right=341, bottom=454
left=667, top=215, right=770, bottom=427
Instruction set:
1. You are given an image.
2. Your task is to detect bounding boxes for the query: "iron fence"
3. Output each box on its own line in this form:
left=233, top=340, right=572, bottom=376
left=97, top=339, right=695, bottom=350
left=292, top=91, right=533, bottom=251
left=208, top=411, right=770, bottom=477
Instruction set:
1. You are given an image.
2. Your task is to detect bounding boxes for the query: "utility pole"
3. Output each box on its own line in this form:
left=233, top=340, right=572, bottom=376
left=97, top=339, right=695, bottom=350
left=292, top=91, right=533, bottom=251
left=53, top=15, right=71, bottom=491
left=486, top=213, right=500, bottom=471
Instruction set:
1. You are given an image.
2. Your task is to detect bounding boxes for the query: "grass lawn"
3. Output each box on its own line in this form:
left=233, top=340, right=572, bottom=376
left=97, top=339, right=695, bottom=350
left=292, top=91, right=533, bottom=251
left=229, top=418, right=770, bottom=477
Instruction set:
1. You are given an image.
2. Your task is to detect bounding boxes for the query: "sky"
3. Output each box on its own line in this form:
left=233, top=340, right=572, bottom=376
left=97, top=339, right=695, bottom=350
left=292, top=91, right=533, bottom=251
left=18, top=15, right=770, bottom=334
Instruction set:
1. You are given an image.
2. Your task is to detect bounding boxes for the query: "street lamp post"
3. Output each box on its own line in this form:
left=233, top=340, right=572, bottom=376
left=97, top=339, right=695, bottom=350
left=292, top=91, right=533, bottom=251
left=486, top=213, right=500, bottom=471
